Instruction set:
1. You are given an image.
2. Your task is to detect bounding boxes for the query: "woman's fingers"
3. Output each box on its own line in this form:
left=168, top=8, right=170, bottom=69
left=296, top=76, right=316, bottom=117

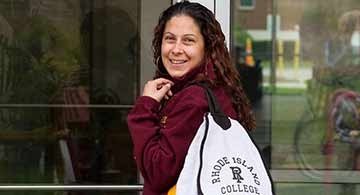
left=158, top=83, right=171, bottom=93
left=167, top=89, right=173, bottom=97
left=154, top=83, right=171, bottom=101
left=164, top=89, right=173, bottom=100
left=153, top=78, right=174, bottom=87
left=142, top=78, right=174, bottom=102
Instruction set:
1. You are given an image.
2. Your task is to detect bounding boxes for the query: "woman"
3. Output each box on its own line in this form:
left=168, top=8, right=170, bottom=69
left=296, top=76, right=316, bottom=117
left=127, top=1, right=255, bottom=194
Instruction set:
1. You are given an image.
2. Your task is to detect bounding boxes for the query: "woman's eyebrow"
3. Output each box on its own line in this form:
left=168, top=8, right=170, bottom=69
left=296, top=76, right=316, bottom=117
left=183, top=34, right=196, bottom=37
left=163, top=32, right=175, bottom=36
left=163, top=32, right=196, bottom=37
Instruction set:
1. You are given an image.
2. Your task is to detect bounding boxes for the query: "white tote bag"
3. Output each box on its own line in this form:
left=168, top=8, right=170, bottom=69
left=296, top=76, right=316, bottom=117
left=175, top=85, right=274, bottom=195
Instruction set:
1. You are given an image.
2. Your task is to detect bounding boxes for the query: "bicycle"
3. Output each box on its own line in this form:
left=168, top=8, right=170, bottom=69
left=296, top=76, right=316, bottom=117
left=293, top=65, right=360, bottom=179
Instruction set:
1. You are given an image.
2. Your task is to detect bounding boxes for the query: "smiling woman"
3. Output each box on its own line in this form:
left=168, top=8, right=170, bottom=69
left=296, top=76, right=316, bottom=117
left=161, top=15, right=205, bottom=79
left=127, top=1, right=255, bottom=195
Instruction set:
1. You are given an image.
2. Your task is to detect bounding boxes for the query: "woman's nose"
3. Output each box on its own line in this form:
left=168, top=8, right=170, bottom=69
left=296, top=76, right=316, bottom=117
left=171, top=42, right=184, bottom=54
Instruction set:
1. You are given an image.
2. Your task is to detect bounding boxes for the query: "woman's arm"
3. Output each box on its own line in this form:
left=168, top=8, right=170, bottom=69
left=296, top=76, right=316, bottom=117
left=127, top=86, right=207, bottom=192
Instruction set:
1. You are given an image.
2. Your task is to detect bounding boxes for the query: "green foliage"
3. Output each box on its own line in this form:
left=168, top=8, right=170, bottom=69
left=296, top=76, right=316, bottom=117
left=11, top=16, right=71, bottom=104
left=0, top=15, right=83, bottom=130
left=17, top=16, right=79, bottom=77
left=234, top=25, right=253, bottom=46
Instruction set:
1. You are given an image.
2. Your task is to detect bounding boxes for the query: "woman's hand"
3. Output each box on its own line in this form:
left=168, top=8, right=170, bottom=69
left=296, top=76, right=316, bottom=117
left=142, top=78, right=173, bottom=102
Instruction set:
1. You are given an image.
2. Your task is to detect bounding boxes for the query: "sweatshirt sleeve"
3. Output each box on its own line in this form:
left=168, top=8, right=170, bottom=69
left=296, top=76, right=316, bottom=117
left=127, top=86, right=208, bottom=192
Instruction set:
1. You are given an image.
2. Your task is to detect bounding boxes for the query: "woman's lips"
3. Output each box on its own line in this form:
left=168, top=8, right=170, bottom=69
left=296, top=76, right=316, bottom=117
left=170, top=59, right=187, bottom=64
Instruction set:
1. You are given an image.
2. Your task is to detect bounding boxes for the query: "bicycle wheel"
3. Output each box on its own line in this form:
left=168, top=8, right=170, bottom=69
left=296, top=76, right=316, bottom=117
left=294, top=113, right=328, bottom=179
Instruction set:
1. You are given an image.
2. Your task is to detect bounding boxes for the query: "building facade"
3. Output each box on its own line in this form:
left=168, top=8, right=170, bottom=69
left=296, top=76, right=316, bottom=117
left=0, top=0, right=359, bottom=194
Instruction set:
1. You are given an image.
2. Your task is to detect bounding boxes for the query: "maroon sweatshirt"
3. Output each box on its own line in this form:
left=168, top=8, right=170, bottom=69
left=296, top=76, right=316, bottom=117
left=127, top=65, right=237, bottom=195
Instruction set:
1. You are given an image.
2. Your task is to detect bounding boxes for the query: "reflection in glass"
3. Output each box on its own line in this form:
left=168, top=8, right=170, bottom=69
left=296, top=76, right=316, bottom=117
left=0, top=106, right=137, bottom=185
left=0, top=0, right=140, bottom=187
left=276, top=183, right=360, bottom=195
left=291, top=1, right=360, bottom=174
left=233, top=0, right=272, bottom=169
left=234, top=0, right=360, bottom=194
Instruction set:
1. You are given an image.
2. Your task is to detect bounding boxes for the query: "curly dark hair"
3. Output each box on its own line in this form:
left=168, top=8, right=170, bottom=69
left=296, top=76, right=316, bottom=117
left=152, top=1, right=255, bottom=130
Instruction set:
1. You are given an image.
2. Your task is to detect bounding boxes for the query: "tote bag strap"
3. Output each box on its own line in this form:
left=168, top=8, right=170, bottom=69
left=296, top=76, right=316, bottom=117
left=197, top=83, right=231, bottom=130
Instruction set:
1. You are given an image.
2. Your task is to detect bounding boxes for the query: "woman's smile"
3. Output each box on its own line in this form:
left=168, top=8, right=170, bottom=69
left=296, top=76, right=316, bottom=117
left=170, top=59, right=187, bottom=64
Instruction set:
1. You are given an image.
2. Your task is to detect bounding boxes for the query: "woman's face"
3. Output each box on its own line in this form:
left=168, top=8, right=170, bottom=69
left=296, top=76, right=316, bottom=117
left=161, top=15, right=205, bottom=79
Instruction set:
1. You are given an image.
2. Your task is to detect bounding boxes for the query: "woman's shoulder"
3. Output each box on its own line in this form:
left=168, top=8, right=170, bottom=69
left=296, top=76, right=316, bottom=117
left=167, top=85, right=208, bottom=109
left=181, top=84, right=206, bottom=97
left=173, top=84, right=228, bottom=103
left=183, top=84, right=236, bottom=119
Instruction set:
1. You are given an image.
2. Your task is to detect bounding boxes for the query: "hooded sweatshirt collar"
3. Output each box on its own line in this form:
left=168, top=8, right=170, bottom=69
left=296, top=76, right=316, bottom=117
left=163, top=62, right=215, bottom=94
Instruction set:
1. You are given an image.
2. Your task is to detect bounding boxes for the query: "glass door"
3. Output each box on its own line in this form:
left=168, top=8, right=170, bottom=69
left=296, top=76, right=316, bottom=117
left=233, top=0, right=360, bottom=194
left=0, top=0, right=169, bottom=194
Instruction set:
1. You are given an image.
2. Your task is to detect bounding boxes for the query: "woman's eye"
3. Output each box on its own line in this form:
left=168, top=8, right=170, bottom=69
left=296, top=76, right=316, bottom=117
left=164, top=36, right=175, bottom=41
left=184, top=38, right=194, bottom=43
left=183, top=38, right=195, bottom=45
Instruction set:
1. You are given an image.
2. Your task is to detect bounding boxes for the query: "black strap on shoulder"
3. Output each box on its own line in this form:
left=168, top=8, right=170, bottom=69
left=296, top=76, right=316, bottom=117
left=198, top=83, right=231, bottom=130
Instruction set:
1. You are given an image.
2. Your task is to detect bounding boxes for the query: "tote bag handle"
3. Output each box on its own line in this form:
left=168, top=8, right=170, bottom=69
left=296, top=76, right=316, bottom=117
left=198, top=83, right=231, bottom=130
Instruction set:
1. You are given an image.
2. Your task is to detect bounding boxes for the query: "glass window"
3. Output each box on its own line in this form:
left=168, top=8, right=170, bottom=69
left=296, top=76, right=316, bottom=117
left=239, top=0, right=255, bottom=10
left=233, top=0, right=360, bottom=194
left=0, top=0, right=140, bottom=187
left=233, top=0, right=272, bottom=169
left=276, top=183, right=360, bottom=195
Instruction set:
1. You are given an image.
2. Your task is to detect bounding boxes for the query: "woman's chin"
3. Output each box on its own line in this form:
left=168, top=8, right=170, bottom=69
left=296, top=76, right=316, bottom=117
left=169, top=72, right=186, bottom=79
